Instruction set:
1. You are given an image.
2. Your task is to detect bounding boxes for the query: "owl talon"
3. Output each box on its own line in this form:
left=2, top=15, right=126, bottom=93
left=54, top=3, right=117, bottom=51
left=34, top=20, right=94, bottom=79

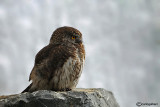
left=60, top=89, right=65, bottom=91
left=66, top=88, right=71, bottom=91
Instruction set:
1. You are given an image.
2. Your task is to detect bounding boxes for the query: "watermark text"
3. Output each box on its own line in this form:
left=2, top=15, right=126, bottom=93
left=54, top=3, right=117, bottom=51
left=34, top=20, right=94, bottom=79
left=136, top=102, right=158, bottom=107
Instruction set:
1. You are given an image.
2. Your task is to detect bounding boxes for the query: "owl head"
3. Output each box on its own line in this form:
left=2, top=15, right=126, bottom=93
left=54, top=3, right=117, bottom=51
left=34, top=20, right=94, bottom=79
left=50, top=26, right=83, bottom=45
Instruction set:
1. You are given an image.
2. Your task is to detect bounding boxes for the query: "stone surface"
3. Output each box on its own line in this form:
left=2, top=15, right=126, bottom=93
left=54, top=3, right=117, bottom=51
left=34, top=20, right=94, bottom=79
left=0, top=88, right=119, bottom=107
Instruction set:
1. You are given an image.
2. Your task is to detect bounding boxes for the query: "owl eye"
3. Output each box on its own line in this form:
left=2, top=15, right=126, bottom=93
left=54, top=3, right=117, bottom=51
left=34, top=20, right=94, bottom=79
left=72, top=36, right=76, bottom=39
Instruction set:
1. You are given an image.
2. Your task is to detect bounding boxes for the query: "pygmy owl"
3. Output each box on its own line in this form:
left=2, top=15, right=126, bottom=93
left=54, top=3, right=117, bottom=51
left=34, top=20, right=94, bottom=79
left=22, top=26, right=85, bottom=92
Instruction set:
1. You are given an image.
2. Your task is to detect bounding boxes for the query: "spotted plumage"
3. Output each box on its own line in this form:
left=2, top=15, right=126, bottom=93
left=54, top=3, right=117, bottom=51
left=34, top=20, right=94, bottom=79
left=22, top=26, right=85, bottom=92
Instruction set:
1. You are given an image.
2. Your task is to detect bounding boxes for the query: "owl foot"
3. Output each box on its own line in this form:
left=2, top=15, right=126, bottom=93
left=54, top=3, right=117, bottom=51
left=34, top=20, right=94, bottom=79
left=59, top=88, right=71, bottom=91
left=66, top=88, right=71, bottom=91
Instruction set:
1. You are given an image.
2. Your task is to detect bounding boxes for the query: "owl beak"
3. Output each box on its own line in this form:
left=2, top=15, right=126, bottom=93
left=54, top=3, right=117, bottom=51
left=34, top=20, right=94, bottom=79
left=76, top=39, right=82, bottom=43
left=75, top=35, right=82, bottom=43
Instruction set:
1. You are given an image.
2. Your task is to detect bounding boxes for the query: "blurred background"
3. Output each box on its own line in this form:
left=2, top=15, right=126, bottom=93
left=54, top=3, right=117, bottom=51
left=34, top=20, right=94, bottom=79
left=0, top=0, right=160, bottom=107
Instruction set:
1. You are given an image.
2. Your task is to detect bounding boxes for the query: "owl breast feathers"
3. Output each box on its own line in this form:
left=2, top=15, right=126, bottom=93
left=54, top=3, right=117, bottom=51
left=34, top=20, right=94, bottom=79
left=22, top=26, right=85, bottom=93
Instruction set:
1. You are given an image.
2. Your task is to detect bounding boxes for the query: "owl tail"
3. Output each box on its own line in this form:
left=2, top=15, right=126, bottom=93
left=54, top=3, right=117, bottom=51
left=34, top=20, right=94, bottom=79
left=21, top=83, right=33, bottom=93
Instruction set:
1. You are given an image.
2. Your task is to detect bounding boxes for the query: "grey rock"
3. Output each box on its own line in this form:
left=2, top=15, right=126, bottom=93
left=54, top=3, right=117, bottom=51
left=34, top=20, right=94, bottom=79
left=0, top=88, right=119, bottom=107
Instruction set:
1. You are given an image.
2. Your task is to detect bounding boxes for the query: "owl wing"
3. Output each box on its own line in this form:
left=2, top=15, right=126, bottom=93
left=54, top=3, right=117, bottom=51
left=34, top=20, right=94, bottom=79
left=35, top=45, right=54, bottom=66
left=29, top=44, right=75, bottom=81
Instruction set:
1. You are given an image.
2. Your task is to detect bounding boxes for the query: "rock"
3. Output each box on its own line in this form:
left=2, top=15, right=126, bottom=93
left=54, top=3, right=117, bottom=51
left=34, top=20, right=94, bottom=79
left=0, top=88, right=119, bottom=107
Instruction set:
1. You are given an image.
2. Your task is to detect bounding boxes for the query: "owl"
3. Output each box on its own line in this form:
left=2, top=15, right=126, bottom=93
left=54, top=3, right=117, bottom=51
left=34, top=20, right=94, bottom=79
left=22, top=26, right=85, bottom=92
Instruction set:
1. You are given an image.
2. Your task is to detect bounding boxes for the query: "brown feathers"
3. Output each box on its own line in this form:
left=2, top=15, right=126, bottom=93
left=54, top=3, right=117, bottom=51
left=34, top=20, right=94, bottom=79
left=22, top=26, right=85, bottom=93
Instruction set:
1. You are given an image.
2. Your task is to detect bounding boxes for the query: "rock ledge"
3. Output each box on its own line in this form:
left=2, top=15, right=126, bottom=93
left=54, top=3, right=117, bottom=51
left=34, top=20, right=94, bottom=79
left=0, top=88, right=119, bottom=107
